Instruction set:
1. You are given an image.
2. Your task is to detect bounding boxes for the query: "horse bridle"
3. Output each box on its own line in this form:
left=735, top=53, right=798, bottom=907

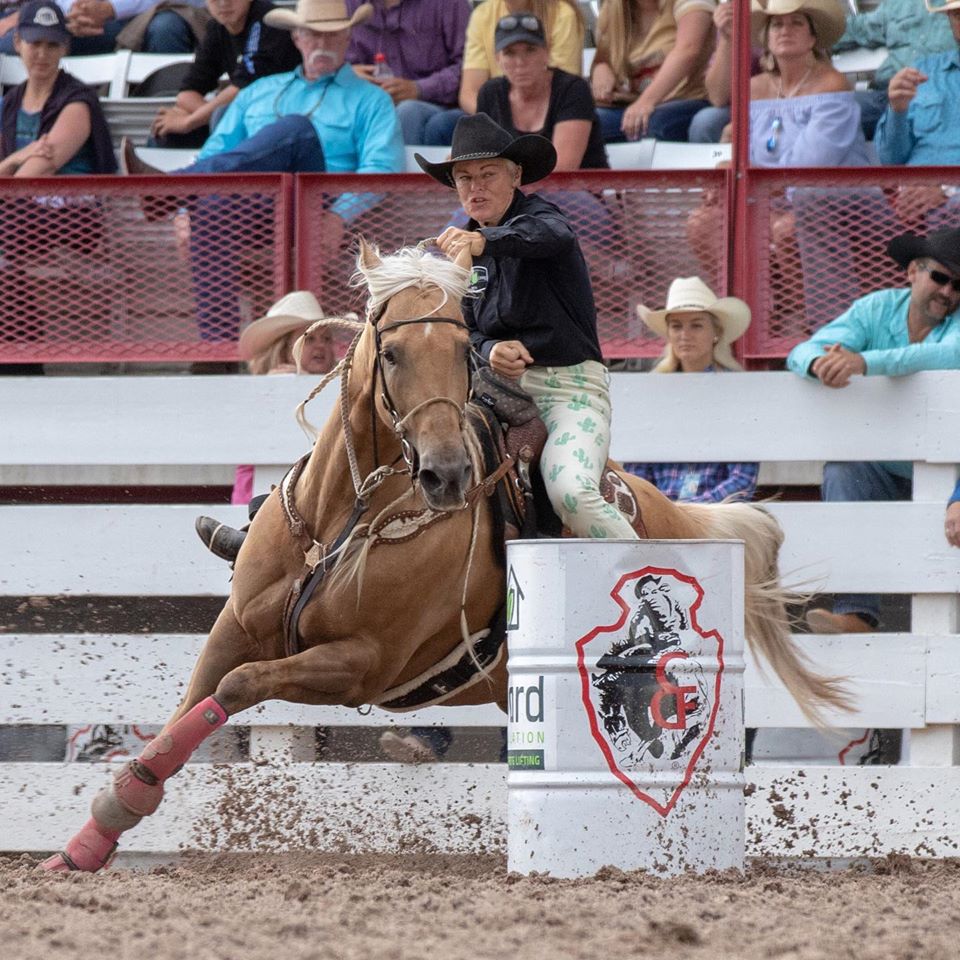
left=371, top=309, right=476, bottom=476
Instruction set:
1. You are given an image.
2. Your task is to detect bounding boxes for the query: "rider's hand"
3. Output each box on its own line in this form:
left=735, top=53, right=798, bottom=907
left=489, top=340, right=533, bottom=378
left=436, top=227, right=486, bottom=259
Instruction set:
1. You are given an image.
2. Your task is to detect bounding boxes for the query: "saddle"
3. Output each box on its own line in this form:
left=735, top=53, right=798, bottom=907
left=469, top=367, right=648, bottom=543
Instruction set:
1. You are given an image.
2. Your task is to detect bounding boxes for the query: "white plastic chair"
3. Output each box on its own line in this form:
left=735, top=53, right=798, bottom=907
left=404, top=144, right=449, bottom=173
left=605, top=139, right=656, bottom=170
left=0, top=53, right=27, bottom=87
left=121, top=52, right=196, bottom=97
left=831, top=46, right=888, bottom=90
left=650, top=140, right=731, bottom=170
left=62, top=52, right=127, bottom=94
left=133, top=145, right=197, bottom=171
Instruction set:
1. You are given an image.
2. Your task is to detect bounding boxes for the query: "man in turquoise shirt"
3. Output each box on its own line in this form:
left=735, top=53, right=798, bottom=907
left=834, top=0, right=955, bottom=138
left=122, top=0, right=404, bottom=344
left=873, top=0, right=960, bottom=229
left=787, top=226, right=960, bottom=633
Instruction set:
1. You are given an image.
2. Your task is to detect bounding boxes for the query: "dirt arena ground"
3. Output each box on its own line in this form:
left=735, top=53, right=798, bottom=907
left=2, top=851, right=958, bottom=960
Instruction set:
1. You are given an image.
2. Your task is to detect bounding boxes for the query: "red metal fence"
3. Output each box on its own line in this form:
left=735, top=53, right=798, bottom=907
left=2, top=165, right=958, bottom=367
left=294, top=170, right=727, bottom=361
left=0, top=173, right=292, bottom=364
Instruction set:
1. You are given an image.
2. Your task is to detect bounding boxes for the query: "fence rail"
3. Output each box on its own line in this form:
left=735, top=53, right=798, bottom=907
left=1, top=371, right=958, bottom=858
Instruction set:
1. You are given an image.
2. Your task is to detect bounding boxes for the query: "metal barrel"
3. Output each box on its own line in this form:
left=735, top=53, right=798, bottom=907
left=506, top=539, right=745, bottom=877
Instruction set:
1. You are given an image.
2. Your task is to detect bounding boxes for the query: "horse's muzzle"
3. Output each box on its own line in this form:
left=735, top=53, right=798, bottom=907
left=418, top=451, right=473, bottom=510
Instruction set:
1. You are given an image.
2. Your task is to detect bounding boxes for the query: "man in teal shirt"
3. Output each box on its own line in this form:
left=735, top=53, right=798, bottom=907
left=788, top=226, right=960, bottom=633
left=834, top=0, right=955, bottom=138
left=873, top=0, right=960, bottom=229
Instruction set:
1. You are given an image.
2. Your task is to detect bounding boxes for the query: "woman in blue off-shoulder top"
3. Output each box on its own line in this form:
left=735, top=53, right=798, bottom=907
left=690, top=0, right=884, bottom=332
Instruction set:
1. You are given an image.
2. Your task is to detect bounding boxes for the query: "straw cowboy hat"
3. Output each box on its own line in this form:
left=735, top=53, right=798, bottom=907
left=888, top=226, right=960, bottom=275
left=639, top=277, right=751, bottom=369
left=925, top=0, right=960, bottom=13
left=264, top=0, right=372, bottom=32
left=750, top=0, right=848, bottom=51
left=415, top=112, right=557, bottom=188
left=238, top=291, right=326, bottom=360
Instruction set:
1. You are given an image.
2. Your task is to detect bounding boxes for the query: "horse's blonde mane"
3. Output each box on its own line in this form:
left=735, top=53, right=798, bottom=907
left=351, top=244, right=471, bottom=318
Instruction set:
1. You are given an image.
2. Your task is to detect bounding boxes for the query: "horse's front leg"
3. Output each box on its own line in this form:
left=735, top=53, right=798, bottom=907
left=41, top=603, right=262, bottom=873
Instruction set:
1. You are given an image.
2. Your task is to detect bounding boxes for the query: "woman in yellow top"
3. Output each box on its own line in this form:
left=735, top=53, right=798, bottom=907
left=590, top=0, right=715, bottom=142
left=424, top=1, right=584, bottom=146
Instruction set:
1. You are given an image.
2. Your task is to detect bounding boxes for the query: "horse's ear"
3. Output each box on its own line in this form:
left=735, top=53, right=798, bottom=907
left=452, top=243, right=473, bottom=273
left=357, top=236, right=382, bottom=273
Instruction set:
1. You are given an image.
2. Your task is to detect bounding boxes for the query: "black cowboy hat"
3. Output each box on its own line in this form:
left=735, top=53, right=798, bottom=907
left=415, top=113, right=557, bottom=188
left=887, top=226, right=960, bottom=275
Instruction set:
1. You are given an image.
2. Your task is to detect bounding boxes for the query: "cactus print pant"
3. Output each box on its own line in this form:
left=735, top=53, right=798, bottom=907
left=520, top=361, right=638, bottom=539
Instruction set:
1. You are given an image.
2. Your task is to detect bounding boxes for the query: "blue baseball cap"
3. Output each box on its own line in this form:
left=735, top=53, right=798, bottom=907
left=17, top=1, right=71, bottom=44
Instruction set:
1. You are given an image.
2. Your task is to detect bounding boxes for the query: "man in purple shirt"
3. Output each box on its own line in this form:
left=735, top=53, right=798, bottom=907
left=346, top=0, right=470, bottom=144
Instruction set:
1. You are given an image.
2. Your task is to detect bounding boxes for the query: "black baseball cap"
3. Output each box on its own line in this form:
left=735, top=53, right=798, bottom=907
left=494, top=12, right=546, bottom=53
left=17, top=1, right=70, bottom=44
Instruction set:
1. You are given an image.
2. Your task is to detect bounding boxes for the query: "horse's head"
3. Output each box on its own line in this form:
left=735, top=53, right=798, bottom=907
left=355, top=238, right=475, bottom=512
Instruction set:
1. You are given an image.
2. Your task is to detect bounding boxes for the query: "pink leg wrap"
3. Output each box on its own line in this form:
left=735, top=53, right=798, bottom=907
left=138, top=695, right=228, bottom=782
left=40, top=697, right=228, bottom=873
left=39, top=818, right=120, bottom=873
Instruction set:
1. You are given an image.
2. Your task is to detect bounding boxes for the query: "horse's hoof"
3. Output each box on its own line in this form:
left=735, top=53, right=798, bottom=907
left=39, top=819, right=119, bottom=873
left=38, top=852, right=74, bottom=872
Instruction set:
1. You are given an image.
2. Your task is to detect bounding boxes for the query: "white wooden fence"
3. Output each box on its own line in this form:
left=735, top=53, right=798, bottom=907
left=1, top=371, right=959, bottom=860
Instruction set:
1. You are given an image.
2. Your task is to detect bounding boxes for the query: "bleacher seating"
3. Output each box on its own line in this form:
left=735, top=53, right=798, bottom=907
left=135, top=146, right=197, bottom=171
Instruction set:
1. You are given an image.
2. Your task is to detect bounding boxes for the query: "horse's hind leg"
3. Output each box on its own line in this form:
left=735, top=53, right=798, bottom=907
left=41, top=603, right=261, bottom=873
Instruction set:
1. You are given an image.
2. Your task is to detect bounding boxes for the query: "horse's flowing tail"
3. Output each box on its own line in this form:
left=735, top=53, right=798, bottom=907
left=681, top=501, right=852, bottom=725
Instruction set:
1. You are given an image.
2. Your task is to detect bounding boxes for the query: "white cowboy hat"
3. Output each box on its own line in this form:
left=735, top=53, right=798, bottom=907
left=239, top=291, right=326, bottom=360
left=750, top=0, right=848, bottom=52
left=264, top=0, right=372, bottom=33
left=925, top=0, right=960, bottom=12
left=638, top=277, right=751, bottom=369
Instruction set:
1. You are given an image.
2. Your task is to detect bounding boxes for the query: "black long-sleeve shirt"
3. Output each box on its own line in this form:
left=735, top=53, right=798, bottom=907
left=180, top=0, right=301, bottom=95
left=464, top=190, right=602, bottom=367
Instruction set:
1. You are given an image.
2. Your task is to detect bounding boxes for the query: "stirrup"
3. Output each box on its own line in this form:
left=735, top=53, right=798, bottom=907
left=195, top=515, right=246, bottom=562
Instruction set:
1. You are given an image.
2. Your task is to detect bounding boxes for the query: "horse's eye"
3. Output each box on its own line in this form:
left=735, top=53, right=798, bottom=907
left=382, top=348, right=397, bottom=366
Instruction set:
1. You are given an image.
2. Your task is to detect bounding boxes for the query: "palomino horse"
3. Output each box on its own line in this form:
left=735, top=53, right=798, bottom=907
left=42, top=240, right=847, bottom=872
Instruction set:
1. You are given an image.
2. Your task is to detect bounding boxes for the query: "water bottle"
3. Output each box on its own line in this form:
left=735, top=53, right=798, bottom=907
left=372, top=52, right=394, bottom=80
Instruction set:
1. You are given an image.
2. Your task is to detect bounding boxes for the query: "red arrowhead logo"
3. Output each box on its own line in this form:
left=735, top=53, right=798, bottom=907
left=576, top=566, right=725, bottom=817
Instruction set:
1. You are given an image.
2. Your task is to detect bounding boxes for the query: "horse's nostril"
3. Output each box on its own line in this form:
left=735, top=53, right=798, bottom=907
left=419, top=469, right=442, bottom=495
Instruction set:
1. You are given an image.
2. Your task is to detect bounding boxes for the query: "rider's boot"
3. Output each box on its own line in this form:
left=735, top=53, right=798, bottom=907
left=195, top=515, right=247, bottom=563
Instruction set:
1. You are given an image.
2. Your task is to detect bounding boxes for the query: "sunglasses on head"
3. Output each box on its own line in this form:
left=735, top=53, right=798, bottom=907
left=921, top=264, right=960, bottom=292
left=497, top=14, right=540, bottom=32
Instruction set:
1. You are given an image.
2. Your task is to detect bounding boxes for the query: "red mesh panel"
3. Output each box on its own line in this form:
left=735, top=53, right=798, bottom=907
left=739, top=166, right=960, bottom=361
left=12, top=165, right=945, bottom=368
left=295, top=170, right=728, bottom=360
left=0, top=174, right=292, bottom=365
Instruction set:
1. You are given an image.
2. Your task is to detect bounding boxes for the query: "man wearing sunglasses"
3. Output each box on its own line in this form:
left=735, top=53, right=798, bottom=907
left=787, top=225, right=960, bottom=635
